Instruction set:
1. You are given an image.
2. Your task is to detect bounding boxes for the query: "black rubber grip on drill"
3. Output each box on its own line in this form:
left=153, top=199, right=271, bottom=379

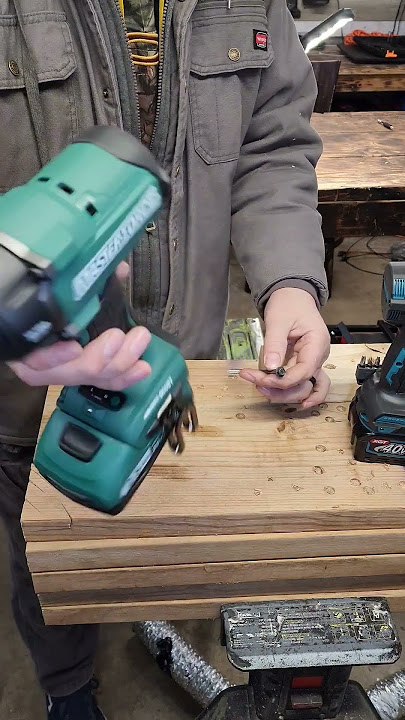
left=74, top=126, right=170, bottom=199
left=88, top=274, right=179, bottom=349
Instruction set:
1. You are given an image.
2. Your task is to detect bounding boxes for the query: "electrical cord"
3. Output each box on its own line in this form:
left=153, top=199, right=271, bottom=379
left=340, top=236, right=367, bottom=256
left=338, top=237, right=385, bottom=277
left=366, top=237, right=391, bottom=258
left=399, top=0, right=405, bottom=33
left=393, top=0, right=405, bottom=35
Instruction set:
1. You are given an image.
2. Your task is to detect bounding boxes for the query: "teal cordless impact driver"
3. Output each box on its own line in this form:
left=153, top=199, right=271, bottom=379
left=0, top=126, right=198, bottom=514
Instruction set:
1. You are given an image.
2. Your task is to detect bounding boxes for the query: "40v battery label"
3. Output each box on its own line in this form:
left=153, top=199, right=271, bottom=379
left=367, top=438, right=405, bottom=457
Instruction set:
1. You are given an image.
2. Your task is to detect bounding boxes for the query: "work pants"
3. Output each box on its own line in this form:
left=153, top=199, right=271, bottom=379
left=0, top=444, right=98, bottom=697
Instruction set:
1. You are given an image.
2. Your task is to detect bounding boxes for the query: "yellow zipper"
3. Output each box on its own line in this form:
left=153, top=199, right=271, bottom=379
left=159, top=0, right=165, bottom=36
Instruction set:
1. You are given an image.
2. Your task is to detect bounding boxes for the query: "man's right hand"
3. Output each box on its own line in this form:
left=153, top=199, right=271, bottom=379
left=8, top=326, right=152, bottom=391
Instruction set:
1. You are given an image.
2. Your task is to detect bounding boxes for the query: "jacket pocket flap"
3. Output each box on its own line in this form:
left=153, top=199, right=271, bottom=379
left=0, top=11, right=76, bottom=90
left=190, top=12, right=274, bottom=76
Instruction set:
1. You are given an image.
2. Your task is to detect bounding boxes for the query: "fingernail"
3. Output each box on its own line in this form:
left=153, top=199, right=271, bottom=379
left=264, top=353, right=281, bottom=371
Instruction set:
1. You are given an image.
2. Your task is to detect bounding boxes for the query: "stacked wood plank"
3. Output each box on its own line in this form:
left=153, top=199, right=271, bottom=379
left=311, top=45, right=405, bottom=94
left=22, top=345, right=405, bottom=626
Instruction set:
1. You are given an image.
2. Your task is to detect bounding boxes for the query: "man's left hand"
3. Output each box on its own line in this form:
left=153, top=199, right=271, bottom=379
left=239, top=287, right=331, bottom=408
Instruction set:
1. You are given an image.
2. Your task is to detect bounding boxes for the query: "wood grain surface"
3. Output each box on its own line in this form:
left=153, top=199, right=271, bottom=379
left=311, top=111, right=405, bottom=236
left=32, top=554, right=405, bottom=594
left=26, top=528, right=405, bottom=572
left=23, top=345, right=405, bottom=625
left=314, top=112, right=405, bottom=194
left=311, top=46, right=405, bottom=94
left=24, top=344, right=405, bottom=543
left=41, top=589, right=405, bottom=625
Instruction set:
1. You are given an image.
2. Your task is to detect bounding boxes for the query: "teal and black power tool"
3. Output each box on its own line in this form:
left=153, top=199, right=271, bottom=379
left=0, top=126, right=197, bottom=514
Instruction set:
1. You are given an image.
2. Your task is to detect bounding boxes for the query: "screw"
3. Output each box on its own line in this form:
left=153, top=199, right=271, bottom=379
left=267, top=366, right=286, bottom=378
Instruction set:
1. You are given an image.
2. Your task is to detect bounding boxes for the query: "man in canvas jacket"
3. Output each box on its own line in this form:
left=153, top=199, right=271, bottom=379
left=0, top=0, right=330, bottom=717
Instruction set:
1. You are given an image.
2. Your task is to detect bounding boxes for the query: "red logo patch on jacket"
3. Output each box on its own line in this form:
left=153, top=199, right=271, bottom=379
left=254, top=30, right=268, bottom=51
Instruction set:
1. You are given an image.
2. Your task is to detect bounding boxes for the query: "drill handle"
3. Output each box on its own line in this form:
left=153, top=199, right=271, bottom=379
left=377, top=325, right=405, bottom=393
left=87, top=273, right=179, bottom=354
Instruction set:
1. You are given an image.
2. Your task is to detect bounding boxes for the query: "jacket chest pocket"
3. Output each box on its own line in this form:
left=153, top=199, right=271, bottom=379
left=189, top=2, right=273, bottom=165
left=0, top=11, right=77, bottom=192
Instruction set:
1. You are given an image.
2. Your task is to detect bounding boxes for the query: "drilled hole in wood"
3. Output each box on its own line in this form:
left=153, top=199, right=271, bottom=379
left=313, top=466, right=325, bottom=475
left=350, top=478, right=361, bottom=486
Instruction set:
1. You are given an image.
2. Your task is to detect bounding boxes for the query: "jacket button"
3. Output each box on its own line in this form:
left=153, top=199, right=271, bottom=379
left=228, top=48, right=241, bottom=62
left=8, top=60, right=20, bottom=76
left=169, top=304, right=175, bottom=316
left=173, top=238, right=178, bottom=250
left=103, top=88, right=110, bottom=99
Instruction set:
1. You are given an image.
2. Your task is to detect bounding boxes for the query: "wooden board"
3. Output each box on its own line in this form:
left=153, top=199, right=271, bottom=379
left=26, top=528, right=405, bottom=572
left=311, top=46, right=405, bottom=94
left=41, top=589, right=405, bottom=626
left=32, top=554, right=405, bottom=594
left=318, top=134, right=405, bottom=159
left=36, top=576, right=405, bottom=608
left=312, top=112, right=405, bottom=134
left=23, top=345, right=405, bottom=625
left=314, top=112, right=405, bottom=195
left=317, top=156, right=405, bottom=192
left=23, top=344, right=405, bottom=543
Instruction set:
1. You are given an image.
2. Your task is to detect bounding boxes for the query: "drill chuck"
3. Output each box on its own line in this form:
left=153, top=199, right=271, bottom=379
left=0, top=245, right=63, bottom=361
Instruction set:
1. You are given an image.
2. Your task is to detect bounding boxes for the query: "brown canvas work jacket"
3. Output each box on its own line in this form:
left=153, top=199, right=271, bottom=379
left=0, top=0, right=327, bottom=447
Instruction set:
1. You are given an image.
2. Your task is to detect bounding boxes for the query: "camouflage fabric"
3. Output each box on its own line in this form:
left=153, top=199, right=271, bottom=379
left=124, top=0, right=158, bottom=146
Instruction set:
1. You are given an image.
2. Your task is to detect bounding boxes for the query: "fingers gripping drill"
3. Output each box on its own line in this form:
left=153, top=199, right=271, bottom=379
left=0, top=126, right=198, bottom=514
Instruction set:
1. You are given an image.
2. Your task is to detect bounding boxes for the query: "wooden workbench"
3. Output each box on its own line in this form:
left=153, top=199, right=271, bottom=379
left=22, top=345, right=405, bottom=626
left=313, top=110, right=405, bottom=238
left=311, top=45, right=405, bottom=94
